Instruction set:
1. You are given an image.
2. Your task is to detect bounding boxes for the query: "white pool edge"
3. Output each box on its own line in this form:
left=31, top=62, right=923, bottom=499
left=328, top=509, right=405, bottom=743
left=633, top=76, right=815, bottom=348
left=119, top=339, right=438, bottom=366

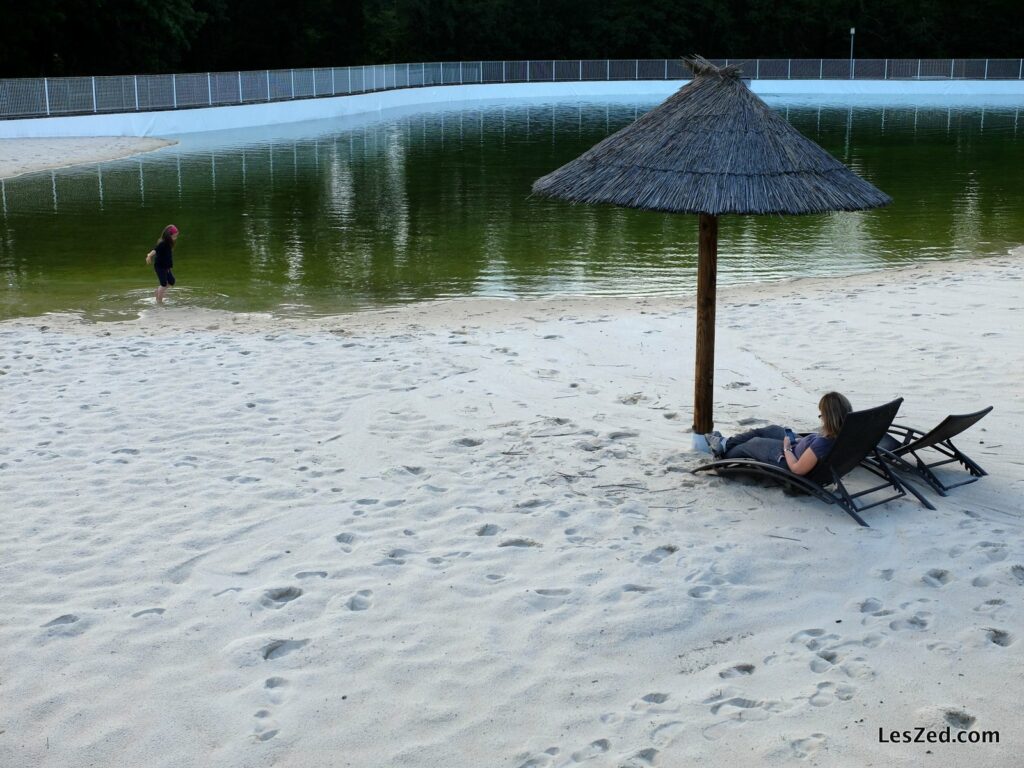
left=1, top=80, right=1022, bottom=138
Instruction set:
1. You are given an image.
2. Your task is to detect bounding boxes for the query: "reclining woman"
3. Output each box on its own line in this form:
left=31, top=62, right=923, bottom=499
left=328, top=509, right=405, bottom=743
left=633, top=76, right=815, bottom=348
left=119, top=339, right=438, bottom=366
left=705, top=392, right=853, bottom=476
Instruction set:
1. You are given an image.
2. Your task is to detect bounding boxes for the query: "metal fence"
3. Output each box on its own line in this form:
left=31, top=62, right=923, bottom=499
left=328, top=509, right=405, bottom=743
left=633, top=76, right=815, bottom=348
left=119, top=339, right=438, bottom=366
left=3, top=58, right=1022, bottom=120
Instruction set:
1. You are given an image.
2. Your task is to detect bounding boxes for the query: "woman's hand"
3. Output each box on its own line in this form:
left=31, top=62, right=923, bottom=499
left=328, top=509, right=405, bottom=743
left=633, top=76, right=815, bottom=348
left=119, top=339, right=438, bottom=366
left=783, top=439, right=820, bottom=476
left=145, top=251, right=153, bottom=265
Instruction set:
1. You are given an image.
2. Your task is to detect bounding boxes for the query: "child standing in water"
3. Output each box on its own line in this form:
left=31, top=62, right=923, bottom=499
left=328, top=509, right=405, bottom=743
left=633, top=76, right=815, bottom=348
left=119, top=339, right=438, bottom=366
left=145, top=224, right=179, bottom=304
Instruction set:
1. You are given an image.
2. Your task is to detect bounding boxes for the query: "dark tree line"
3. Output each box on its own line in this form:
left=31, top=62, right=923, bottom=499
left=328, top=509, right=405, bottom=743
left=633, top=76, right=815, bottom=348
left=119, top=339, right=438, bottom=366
left=2, top=0, right=1021, bottom=78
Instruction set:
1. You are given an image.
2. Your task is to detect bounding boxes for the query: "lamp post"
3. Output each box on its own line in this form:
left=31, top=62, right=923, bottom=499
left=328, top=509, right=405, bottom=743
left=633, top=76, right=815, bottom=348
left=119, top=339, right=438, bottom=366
left=849, top=27, right=856, bottom=79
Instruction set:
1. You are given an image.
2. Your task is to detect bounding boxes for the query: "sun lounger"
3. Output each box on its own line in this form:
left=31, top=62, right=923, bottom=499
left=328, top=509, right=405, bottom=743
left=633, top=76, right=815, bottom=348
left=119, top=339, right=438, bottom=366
left=875, top=406, right=992, bottom=495
left=692, top=398, right=934, bottom=527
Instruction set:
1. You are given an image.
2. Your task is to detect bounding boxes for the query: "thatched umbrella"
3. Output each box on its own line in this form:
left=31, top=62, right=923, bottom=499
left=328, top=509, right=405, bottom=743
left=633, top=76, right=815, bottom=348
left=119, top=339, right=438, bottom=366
left=532, top=56, right=891, bottom=437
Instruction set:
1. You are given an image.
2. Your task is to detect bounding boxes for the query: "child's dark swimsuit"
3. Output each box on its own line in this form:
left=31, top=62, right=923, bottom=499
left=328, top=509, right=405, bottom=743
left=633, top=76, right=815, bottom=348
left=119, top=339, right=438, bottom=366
left=153, top=240, right=175, bottom=287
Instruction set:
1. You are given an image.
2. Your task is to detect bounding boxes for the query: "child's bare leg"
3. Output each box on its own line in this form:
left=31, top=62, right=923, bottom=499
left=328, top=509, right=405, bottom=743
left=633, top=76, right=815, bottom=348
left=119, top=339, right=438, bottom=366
left=156, top=286, right=166, bottom=304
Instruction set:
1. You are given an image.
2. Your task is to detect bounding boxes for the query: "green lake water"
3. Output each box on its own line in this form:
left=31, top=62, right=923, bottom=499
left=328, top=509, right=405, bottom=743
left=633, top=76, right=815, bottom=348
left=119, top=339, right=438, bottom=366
left=1, top=97, right=1022, bottom=320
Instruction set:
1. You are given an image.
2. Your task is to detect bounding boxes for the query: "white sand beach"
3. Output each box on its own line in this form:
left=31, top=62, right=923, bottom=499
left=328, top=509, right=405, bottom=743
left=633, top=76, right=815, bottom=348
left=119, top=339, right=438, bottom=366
left=0, top=137, right=175, bottom=180
left=1, top=251, right=1021, bottom=767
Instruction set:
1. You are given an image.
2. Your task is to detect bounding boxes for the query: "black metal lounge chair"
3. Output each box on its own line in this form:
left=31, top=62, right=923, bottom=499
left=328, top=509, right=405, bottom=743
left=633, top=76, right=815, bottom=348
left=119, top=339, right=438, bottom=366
left=875, top=406, right=993, bottom=495
left=692, top=398, right=934, bottom=527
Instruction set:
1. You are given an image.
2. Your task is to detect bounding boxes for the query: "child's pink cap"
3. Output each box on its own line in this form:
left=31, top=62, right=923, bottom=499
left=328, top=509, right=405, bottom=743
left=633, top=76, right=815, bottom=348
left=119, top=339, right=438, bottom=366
left=166, top=225, right=179, bottom=235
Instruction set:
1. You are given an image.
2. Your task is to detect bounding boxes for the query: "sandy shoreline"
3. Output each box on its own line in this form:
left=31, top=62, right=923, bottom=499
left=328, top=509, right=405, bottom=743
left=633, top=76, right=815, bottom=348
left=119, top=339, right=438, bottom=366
left=1, top=251, right=1022, bottom=767
left=0, top=137, right=176, bottom=180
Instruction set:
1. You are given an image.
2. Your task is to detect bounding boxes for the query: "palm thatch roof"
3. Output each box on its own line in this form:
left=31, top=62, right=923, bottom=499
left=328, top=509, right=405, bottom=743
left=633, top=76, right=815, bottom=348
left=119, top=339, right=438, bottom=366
left=532, top=57, right=891, bottom=216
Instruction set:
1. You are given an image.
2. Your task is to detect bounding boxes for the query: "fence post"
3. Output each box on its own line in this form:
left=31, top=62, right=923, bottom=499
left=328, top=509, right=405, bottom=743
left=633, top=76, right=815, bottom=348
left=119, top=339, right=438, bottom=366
left=664, top=59, right=668, bottom=79
left=44, top=78, right=50, bottom=116
left=502, top=60, right=506, bottom=82
left=527, top=60, right=530, bottom=82
left=91, top=76, right=97, bottom=113
left=333, top=67, right=337, bottom=94
left=266, top=70, right=271, bottom=101
left=348, top=67, right=352, bottom=93
left=884, top=59, right=888, bottom=80
left=238, top=71, right=243, bottom=102
left=460, top=61, right=463, bottom=84
left=313, top=70, right=317, bottom=98
left=406, top=63, right=410, bottom=87
left=607, top=60, right=610, bottom=80
left=851, top=59, right=855, bottom=79
left=917, top=59, right=921, bottom=79
left=207, top=72, right=212, bottom=105
left=1020, top=59, right=1023, bottom=79
left=950, top=59, right=955, bottom=79
left=172, top=74, right=177, bottom=108
left=755, top=59, right=759, bottom=79
left=788, top=59, right=792, bottom=79
left=984, top=59, right=989, bottom=80
left=581, top=60, right=583, bottom=80
left=134, top=75, right=139, bottom=110
left=819, top=59, right=823, bottom=79
left=635, top=59, right=638, bottom=80
left=372, top=65, right=376, bottom=90
left=552, top=59, right=555, bottom=81
left=290, top=69, right=295, bottom=98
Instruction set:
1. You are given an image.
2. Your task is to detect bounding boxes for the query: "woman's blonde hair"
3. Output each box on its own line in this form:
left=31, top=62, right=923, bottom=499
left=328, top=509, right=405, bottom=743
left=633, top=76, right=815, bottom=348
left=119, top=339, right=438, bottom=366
left=818, top=392, right=852, bottom=438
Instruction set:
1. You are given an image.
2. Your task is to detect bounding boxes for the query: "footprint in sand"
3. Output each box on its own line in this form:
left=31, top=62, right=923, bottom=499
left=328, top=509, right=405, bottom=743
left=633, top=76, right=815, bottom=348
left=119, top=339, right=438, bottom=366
left=617, top=748, right=659, bottom=767
left=41, top=614, right=79, bottom=627
left=454, top=437, right=484, bottom=447
left=570, top=739, right=610, bottom=762
left=499, top=538, right=542, bottom=548
left=1010, top=565, right=1024, bottom=585
left=641, top=545, right=678, bottom=564
left=809, top=649, right=840, bottom=673
left=261, top=639, right=310, bottom=660
left=335, top=532, right=355, bottom=552
left=984, top=628, right=1013, bottom=647
left=808, top=681, right=855, bottom=707
left=973, top=599, right=1006, bottom=615
left=609, top=430, right=639, bottom=440
left=944, top=709, right=977, bottom=729
left=641, top=693, right=669, bottom=704
left=973, top=542, right=1007, bottom=562
left=477, top=524, right=502, bottom=536
left=790, top=628, right=826, bottom=643
left=922, top=569, right=952, bottom=587
left=858, top=598, right=883, bottom=613
left=296, top=571, right=327, bottom=579
left=719, top=664, right=755, bottom=679
left=347, top=590, right=373, bottom=611
left=623, top=584, right=656, bottom=594
left=534, top=589, right=570, bottom=597
left=788, top=733, right=827, bottom=759
left=261, top=587, right=302, bottom=608
left=514, top=750, right=559, bottom=768
left=132, top=608, right=165, bottom=618
left=708, top=696, right=765, bottom=716
left=889, top=612, right=931, bottom=631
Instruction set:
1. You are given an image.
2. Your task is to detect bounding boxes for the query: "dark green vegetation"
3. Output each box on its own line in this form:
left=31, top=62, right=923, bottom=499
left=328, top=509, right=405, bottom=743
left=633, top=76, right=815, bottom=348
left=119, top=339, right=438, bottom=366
left=2, top=0, right=1022, bottom=78
left=1, top=100, right=1021, bottom=320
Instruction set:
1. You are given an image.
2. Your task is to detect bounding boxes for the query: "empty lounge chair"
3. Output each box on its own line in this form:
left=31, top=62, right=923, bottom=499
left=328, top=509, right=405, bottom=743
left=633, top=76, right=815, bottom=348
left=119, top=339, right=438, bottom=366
left=875, top=406, right=993, bottom=495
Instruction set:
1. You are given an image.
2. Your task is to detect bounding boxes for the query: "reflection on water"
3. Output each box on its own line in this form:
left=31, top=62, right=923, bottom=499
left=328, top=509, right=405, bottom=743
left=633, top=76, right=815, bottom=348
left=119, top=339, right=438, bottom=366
left=1, top=98, right=1022, bottom=320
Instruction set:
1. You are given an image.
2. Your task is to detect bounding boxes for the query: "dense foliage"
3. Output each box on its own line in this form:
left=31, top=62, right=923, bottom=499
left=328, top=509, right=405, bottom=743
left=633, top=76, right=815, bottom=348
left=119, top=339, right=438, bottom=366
left=2, top=0, right=1021, bottom=77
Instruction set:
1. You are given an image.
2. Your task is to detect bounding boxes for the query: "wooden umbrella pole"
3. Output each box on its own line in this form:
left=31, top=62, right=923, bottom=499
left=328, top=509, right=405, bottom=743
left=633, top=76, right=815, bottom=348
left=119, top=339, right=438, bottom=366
left=693, top=213, right=718, bottom=435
